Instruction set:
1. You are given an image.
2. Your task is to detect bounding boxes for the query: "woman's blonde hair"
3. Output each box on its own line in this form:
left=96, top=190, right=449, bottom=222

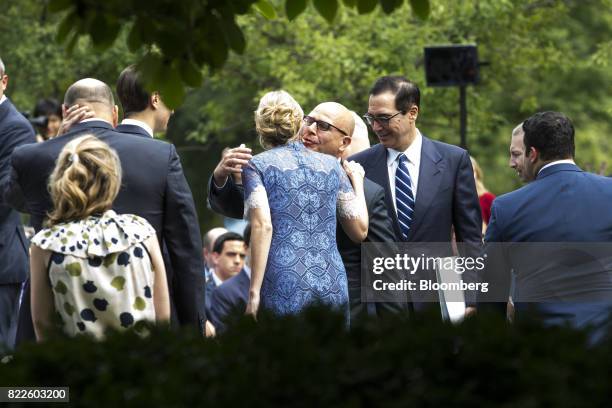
left=470, top=155, right=488, bottom=196
left=254, top=90, right=303, bottom=149
left=46, top=135, right=122, bottom=226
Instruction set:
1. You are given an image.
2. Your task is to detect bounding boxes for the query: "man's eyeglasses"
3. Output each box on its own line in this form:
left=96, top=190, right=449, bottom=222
left=363, top=111, right=405, bottom=127
left=303, top=116, right=349, bottom=136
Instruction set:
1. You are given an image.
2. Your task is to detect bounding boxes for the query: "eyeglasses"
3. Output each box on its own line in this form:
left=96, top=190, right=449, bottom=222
left=363, top=111, right=405, bottom=127
left=303, top=116, right=349, bottom=136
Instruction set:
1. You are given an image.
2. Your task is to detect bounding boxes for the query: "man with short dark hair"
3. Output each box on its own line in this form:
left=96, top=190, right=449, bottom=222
left=115, top=65, right=173, bottom=138
left=209, top=225, right=251, bottom=332
left=0, top=57, right=36, bottom=349
left=211, top=232, right=246, bottom=283
left=483, top=111, right=612, bottom=342
left=4, top=77, right=206, bottom=343
left=353, top=75, right=482, bottom=309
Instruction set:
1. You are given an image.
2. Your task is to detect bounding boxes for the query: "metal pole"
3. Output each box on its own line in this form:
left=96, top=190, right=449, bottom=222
left=459, top=85, right=467, bottom=150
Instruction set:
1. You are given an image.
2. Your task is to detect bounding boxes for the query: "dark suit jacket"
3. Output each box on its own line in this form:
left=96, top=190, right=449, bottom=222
left=116, top=123, right=151, bottom=138
left=482, top=163, right=612, bottom=340
left=348, top=137, right=483, bottom=305
left=336, top=178, right=406, bottom=319
left=207, top=175, right=244, bottom=219
left=209, top=268, right=250, bottom=332
left=0, top=98, right=36, bottom=284
left=4, top=120, right=206, bottom=338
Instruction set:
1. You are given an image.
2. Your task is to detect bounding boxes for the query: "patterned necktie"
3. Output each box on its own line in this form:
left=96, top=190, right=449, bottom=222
left=395, top=153, right=414, bottom=240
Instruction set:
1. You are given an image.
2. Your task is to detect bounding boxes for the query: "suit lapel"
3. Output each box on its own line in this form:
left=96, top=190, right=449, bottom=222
left=408, top=136, right=443, bottom=240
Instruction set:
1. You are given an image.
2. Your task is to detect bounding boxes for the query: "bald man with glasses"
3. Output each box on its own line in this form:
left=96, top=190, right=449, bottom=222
left=208, top=101, right=408, bottom=319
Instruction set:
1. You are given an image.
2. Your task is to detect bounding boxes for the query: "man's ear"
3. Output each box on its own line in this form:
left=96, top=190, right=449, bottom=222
left=338, top=135, right=352, bottom=153
left=527, top=146, right=539, bottom=163
left=112, top=105, right=119, bottom=127
left=150, top=92, right=160, bottom=110
left=211, top=251, right=220, bottom=266
left=0, top=74, right=8, bottom=92
left=408, top=105, right=419, bottom=122
left=62, top=104, right=68, bottom=119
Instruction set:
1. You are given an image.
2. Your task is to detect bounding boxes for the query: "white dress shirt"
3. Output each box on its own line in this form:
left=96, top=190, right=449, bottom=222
left=121, top=118, right=154, bottom=138
left=386, top=129, right=423, bottom=215
left=0, top=95, right=7, bottom=106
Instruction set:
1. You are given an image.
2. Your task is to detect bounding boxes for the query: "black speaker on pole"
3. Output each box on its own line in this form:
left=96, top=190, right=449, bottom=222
left=424, top=45, right=479, bottom=87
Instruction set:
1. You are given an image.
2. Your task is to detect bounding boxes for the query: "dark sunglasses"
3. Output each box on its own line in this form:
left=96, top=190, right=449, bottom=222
left=303, top=116, right=349, bottom=136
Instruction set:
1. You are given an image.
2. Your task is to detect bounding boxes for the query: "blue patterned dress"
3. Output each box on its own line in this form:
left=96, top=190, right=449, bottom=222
left=243, top=141, right=360, bottom=323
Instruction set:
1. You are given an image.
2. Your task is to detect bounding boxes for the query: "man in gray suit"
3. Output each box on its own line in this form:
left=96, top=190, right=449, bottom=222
left=0, top=57, right=36, bottom=349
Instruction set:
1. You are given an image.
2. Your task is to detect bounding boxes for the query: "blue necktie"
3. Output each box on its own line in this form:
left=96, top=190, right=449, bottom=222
left=395, top=153, right=414, bottom=239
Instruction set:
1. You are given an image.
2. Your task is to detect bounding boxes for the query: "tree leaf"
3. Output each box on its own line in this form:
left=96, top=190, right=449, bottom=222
left=127, top=20, right=143, bottom=52
left=56, top=11, right=75, bottom=43
left=89, top=13, right=121, bottom=50
left=48, top=0, right=72, bottom=13
left=286, top=0, right=308, bottom=21
left=409, top=0, right=430, bottom=20
left=220, top=16, right=246, bottom=54
left=155, top=63, right=186, bottom=109
left=179, top=59, right=203, bottom=87
left=381, top=0, right=403, bottom=14
left=313, top=0, right=338, bottom=23
left=357, top=0, right=377, bottom=14
left=254, top=0, right=277, bottom=19
left=342, top=0, right=357, bottom=7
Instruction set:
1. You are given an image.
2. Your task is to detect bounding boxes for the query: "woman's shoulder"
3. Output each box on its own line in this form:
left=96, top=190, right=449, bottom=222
left=31, top=210, right=156, bottom=258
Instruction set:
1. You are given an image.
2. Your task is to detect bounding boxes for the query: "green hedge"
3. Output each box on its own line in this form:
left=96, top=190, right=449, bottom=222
left=1, top=307, right=610, bottom=407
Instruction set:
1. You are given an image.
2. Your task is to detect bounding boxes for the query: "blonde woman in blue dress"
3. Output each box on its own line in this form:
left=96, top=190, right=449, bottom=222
left=30, top=135, right=170, bottom=340
left=243, top=91, right=368, bottom=324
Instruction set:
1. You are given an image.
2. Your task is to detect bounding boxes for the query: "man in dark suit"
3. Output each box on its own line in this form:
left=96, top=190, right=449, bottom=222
left=482, top=112, right=612, bottom=342
left=354, top=75, right=482, bottom=308
left=208, top=102, right=404, bottom=319
left=209, top=225, right=251, bottom=332
left=0, top=57, right=36, bottom=349
left=3, top=78, right=206, bottom=342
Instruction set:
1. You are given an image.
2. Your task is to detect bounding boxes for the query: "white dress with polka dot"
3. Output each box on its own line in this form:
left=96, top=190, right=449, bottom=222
left=31, top=210, right=158, bottom=338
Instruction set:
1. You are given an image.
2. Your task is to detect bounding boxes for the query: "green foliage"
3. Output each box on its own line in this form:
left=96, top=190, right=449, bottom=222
left=1, top=307, right=610, bottom=405
left=44, top=0, right=431, bottom=107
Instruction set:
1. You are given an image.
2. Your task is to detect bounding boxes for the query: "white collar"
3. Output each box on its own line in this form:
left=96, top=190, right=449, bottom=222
left=212, top=270, right=223, bottom=287
left=538, top=159, right=576, bottom=175
left=386, top=128, right=423, bottom=166
left=81, top=117, right=113, bottom=125
left=121, top=118, right=154, bottom=137
left=244, top=265, right=251, bottom=279
left=0, top=95, right=6, bottom=106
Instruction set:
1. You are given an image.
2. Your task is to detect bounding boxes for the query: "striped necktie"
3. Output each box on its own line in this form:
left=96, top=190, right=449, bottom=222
left=395, top=153, right=414, bottom=240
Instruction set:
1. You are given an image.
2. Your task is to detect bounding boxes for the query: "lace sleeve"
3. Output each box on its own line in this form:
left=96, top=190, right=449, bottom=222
left=336, top=161, right=366, bottom=220
left=243, top=160, right=270, bottom=219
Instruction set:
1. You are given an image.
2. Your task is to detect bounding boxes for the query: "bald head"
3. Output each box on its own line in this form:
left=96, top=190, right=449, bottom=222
left=302, top=102, right=355, bottom=158
left=63, top=78, right=117, bottom=121
left=203, top=227, right=229, bottom=269
left=343, top=111, right=370, bottom=158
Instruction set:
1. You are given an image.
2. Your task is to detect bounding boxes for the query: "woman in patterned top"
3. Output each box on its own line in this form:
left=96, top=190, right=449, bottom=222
left=30, top=135, right=170, bottom=340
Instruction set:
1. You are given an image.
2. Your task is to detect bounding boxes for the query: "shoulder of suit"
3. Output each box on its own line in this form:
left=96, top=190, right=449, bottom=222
left=425, top=137, right=467, bottom=158
left=347, top=143, right=384, bottom=164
